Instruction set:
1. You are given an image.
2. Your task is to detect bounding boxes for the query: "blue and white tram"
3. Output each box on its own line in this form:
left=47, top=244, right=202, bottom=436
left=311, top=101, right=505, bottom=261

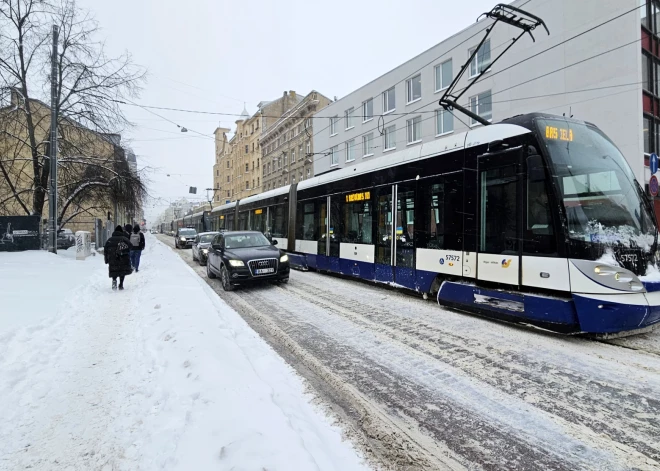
left=206, top=113, right=660, bottom=335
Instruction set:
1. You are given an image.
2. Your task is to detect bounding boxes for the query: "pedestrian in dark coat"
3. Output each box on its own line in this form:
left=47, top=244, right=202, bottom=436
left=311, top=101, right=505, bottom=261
left=124, top=224, right=133, bottom=238
left=104, top=225, right=133, bottom=290
left=129, top=224, right=146, bottom=272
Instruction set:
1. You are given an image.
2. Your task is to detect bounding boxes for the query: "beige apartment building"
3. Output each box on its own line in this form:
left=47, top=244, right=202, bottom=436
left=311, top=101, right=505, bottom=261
left=213, top=91, right=303, bottom=203
left=261, top=91, right=332, bottom=191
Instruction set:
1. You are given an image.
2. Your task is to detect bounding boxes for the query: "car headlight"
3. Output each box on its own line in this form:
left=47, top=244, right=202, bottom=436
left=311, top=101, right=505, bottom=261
left=228, top=260, right=244, bottom=267
left=202, top=248, right=208, bottom=255
left=280, top=254, right=288, bottom=262
left=180, top=237, right=186, bottom=241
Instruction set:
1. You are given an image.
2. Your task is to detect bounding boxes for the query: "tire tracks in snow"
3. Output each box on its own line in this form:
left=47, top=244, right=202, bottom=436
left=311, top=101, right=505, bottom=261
left=162, top=236, right=660, bottom=471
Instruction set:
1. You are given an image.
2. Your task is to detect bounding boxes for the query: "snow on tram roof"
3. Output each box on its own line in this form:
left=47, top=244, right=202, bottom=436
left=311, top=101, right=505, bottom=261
left=297, top=123, right=530, bottom=192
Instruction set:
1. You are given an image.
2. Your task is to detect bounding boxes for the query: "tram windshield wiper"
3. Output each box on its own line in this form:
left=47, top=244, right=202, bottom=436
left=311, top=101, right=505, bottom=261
left=439, top=3, right=549, bottom=127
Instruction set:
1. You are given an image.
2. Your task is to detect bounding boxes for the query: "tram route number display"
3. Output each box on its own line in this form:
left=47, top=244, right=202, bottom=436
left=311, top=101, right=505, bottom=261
left=545, top=125, right=574, bottom=142
left=345, top=191, right=371, bottom=203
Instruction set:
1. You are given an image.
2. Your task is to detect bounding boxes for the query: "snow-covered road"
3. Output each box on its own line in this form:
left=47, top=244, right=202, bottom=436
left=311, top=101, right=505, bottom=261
left=0, top=238, right=369, bottom=471
left=161, top=235, right=660, bottom=470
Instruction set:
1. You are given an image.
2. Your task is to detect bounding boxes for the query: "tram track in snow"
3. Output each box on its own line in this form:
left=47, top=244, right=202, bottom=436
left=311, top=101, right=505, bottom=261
left=159, top=235, right=660, bottom=470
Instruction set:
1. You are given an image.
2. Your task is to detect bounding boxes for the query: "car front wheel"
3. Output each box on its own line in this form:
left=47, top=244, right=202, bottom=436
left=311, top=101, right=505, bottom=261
left=207, top=260, right=216, bottom=279
left=220, top=265, right=234, bottom=291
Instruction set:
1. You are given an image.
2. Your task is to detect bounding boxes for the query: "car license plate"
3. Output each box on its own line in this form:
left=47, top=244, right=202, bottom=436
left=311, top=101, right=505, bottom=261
left=255, top=268, right=274, bottom=274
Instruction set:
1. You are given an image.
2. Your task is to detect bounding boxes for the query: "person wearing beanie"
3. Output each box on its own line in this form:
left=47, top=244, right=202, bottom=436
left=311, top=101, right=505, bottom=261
left=104, top=225, right=133, bottom=290
left=129, top=224, right=146, bottom=272
left=124, top=224, right=133, bottom=238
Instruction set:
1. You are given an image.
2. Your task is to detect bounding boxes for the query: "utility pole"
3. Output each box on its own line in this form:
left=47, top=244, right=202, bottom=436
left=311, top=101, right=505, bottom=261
left=48, top=25, right=59, bottom=254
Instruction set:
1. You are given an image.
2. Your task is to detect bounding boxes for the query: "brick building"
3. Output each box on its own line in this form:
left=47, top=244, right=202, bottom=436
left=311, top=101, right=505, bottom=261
left=261, top=91, right=332, bottom=191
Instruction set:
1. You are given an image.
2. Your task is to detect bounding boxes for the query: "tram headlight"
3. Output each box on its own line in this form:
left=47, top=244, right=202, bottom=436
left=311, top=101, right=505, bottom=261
left=594, top=266, right=617, bottom=276
left=629, top=281, right=645, bottom=291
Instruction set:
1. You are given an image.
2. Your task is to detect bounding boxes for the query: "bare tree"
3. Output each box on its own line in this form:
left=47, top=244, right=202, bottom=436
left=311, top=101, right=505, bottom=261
left=0, top=0, right=146, bottom=226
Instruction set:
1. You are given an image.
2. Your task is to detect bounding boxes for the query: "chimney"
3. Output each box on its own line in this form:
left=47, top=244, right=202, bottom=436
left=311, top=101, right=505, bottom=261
left=289, top=90, right=296, bottom=100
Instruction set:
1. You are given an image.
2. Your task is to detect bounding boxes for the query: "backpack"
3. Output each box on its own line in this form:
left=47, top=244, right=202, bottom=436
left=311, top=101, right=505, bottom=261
left=116, top=240, right=130, bottom=259
left=130, top=233, right=140, bottom=248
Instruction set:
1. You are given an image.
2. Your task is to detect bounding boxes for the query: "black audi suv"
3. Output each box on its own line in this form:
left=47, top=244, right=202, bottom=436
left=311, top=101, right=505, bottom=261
left=206, top=231, right=289, bottom=291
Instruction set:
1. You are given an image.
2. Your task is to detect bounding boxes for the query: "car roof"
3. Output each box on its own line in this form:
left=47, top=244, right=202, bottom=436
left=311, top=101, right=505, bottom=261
left=222, top=231, right=264, bottom=236
left=198, top=231, right=219, bottom=236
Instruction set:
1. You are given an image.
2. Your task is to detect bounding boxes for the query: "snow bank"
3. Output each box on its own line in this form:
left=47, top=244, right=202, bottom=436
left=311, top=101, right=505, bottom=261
left=0, top=248, right=100, bottom=330
left=0, top=237, right=368, bottom=470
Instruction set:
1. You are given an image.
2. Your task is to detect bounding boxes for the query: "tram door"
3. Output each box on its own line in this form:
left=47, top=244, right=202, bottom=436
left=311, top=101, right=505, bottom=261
left=477, top=148, right=523, bottom=286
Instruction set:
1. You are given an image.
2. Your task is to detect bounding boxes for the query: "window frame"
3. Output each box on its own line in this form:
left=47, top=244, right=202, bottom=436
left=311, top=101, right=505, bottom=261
left=330, top=145, right=339, bottom=166
left=435, top=109, right=454, bottom=136
left=330, top=116, right=338, bottom=136
left=345, top=107, right=355, bottom=130
left=383, top=124, right=396, bottom=151
left=468, top=39, right=492, bottom=78
left=345, top=139, right=355, bottom=162
left=469, top=90, right=493, bottom=126
left=362, top=132, right=374, bottom=158
left=406, top=74, right=422, bottom=104
left=406, top=116, right=422, bottom=145
left=434, top=59, right=453, bottom=92
left=362, top=98, right=374, bottom=123
left=383, top=87, right=396, bottom=115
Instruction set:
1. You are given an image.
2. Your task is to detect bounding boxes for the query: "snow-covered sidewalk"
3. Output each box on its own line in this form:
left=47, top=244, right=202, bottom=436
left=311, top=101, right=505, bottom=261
left=0, top=237, right=369, bottom=470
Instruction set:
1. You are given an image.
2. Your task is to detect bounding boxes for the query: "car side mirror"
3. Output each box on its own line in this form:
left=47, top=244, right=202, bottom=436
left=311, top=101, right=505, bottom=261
left=272, top=239, right=278, bottom=246
left=212, top=243, right=223, bottom=251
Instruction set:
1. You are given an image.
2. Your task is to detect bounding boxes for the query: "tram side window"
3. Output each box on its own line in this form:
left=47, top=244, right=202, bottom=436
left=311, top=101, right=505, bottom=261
left=226, top=214, right=234, bottom=231
left=481, top=165, right=518, bottom=254
left=272, top=205, right=287, bottom=238
left=238, top=212, right=248, bottom=230
left=417, top=175, right=462, bottom=251
left=342, top=201, right=373, bottom=244
left=296, top=201, right=325, bottom=240
left=525, top=156, right=556, bottom=255
left=329, top=199, right=342, bottom=257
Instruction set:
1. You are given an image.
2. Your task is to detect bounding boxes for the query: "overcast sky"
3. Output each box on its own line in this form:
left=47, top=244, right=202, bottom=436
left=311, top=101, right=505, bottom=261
left=77, top=0, right=496, bottom=224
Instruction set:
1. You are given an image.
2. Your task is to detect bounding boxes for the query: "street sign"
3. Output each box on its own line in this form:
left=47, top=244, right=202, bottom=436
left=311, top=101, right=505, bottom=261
left=651, top=153, right=659, bottom=175
left=650, top=175, right=659, bottom=197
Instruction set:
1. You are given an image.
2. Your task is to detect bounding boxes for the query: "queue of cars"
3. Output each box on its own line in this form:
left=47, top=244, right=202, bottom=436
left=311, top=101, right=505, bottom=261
left=175, top=227, right=290, bottom=291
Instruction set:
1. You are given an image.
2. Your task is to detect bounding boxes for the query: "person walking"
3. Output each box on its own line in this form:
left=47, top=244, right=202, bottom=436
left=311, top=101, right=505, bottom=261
left=129, top=224, right=145, bottom=272
left=124, top=224, right=133, bottom=238
left=104, top=225, right=133, bottom=290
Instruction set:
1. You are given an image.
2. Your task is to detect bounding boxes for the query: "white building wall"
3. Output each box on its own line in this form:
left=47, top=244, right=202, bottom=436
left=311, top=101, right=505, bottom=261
left=313, top=0, right=644, bottom=182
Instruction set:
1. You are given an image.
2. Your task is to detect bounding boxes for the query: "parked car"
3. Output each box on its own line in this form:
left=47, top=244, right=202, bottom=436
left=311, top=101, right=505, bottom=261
left=206, top=231, right=289, bottom=291
left=43, top=228, right=75, bottom=249
left=174, top=227, right=197, bottom=249
left=192, top=231, right=219, bottom=265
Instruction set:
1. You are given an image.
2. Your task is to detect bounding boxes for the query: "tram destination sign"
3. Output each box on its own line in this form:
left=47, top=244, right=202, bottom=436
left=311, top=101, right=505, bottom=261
left=345, top=191, right=371, bottom=203
left=254, top=209, right=263, bottom=215
left=545, top=125, right=574, bottom=142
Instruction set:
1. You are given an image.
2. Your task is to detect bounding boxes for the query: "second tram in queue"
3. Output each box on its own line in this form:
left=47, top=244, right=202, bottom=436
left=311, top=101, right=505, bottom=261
left=204, top=113, right=660, bottom=335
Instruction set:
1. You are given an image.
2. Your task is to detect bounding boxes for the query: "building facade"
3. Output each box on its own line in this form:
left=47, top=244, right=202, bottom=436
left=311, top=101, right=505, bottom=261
left=213, top=91, right=302, bottom=203
left=261, top=91, right=332, bottom=191
left=313, top=0, right=649, bottom=189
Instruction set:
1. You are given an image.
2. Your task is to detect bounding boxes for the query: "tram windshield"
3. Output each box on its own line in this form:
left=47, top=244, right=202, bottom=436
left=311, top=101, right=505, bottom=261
left=537, top=118, right=656, bottom=250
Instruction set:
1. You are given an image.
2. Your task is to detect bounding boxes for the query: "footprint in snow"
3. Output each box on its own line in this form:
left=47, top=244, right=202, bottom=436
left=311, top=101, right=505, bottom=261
left=154, top=304, right=161, bottom=310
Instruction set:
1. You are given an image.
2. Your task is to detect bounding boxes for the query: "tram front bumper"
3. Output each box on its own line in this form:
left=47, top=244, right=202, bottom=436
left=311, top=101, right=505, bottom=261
left=573, top=290, right=660, bottom=334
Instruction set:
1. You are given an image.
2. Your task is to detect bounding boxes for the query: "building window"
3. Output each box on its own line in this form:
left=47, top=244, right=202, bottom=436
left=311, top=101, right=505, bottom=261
left=435, top=59, right=452, bottom=91
left=307, top=169, right=311, bottom=177
left=345, top=107, right=355, bottom=129
left=257, top=158, right=260, bottom=167
left=245, top=163, right=249, bottom=172
left=252, top=179, right=255, bottom=188
left=643, top=53, right=651, bottom=93
left=363, top=133, right=373, bottom=157
left=245, top=145, right=248, bottom=154
left=292, top=176, right=296, bottom=183
left=469, top=90, right=493, bottom=125
left=267, top=163, right=271, bottom=174
left=227, top=190, right=230, bottom=197
left=436, top=109, right=454, bottom=135
left=384, top=125, right=396, bottom=150
left=216, top=169, right=219, bottom=176
left=246, top=182, right=249, bottom=190
left=407, top=116, right=422, bottom=144
left=278, top=157, right=282, bottom=169
left=291, top=149, right=295, bottom=163
left=383, top=87, right=395, bottom=114
left=330, top=146, right=339, bottom=166
left=345, top=139, right=355, bottom=162
left=284, top=153, right=288, bottom=166
left=330, top=116, right=338, bottom=135
left=257, top=177, right=259, bottom=186
left=227, top=176, right=230, bottom=182
left=406, top=74, right=422, bottom=104
left=362, top=98, right=373, bottom=122
left=306, top=141, right=311, bottom=155
left=299, top=144, right=303, bottom=158
left=226, top=161, right=230, bottom=169
left=469, top=40, right=491, bottom=77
